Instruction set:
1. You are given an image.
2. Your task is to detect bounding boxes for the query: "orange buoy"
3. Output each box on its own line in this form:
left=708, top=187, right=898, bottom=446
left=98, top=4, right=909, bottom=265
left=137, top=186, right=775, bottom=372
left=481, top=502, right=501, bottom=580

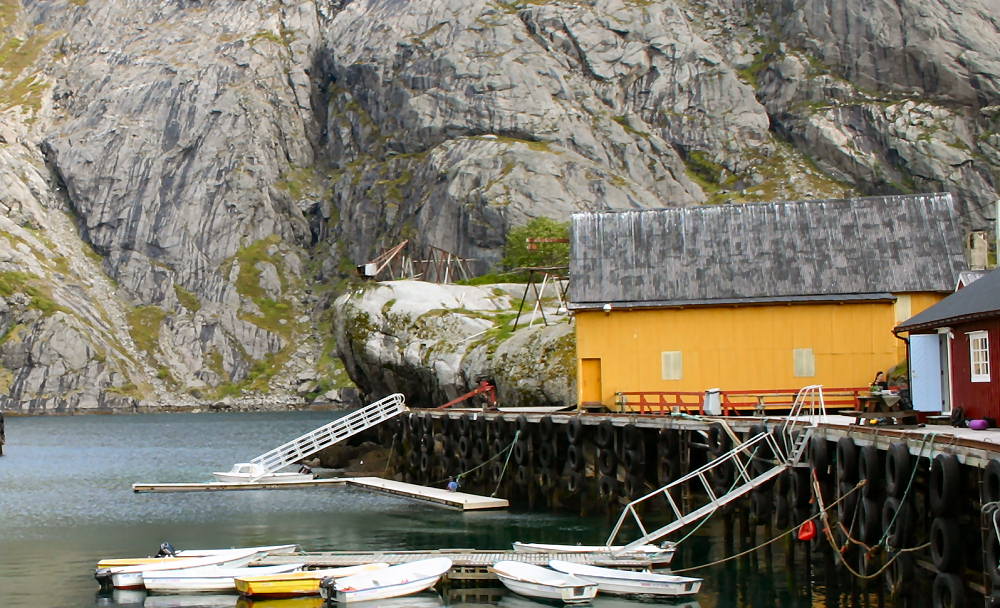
left=797, top=520, right=817, bottom=541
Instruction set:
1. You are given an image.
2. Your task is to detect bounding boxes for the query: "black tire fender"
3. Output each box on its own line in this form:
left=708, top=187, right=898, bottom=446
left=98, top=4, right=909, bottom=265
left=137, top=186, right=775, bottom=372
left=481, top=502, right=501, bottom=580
left=930, top=516, right=962, bottom=573
left=598, top=474, right=619, bottom=498
left=789, top=467, right=812, bottom=508
left=566, top=417, right=583, bottom=445
left=930, top=453, right=961, bottom=516
left=932, top=572, right=965, bottom=608
left=985, top=459, right=1000, bottom=505
left=836, top=436, right=859, bottom=483
left=859, top=444, right=883, bottom=497
left=810, top=436, right=832, bottom=482
left=623, top=448, right=644, bottom=473
left=858, top=496, right=882, bottom=545
left=624, top=473, right=644, bottom=498
left=658, top=428, right=680, bottom=457
left=885, top=442, right=912, bottom=498
left=750, top=491, right=773, bottom=525
left=597, top=448, right=618, bottom=476
left=595, top=420, right=614, bottom=449
left=537, top=442, right=555, bottom=469
left=516, top=414, right=530, bottom=436
left=881, top=496, right=914, bottom=548
left=886, top=552, right=914, bottom=597
left=458, top=435, right=472, bottom=459
left=513, top=439, right=531, bottom=466
left=567, top=444, right=585, bottom=471
left=623, top=424, right=642, bottom=451
left=837, top=480, right=859, bottom=527
left=986, top=525, right=1000, bottom=578
left=538, top=416, right=555, bottom=440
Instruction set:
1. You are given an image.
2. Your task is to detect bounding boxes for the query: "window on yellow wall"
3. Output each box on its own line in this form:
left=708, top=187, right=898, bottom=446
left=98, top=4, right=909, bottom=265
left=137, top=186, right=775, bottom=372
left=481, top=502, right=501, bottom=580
left=793, top=348, right=815, bottom=377
left=894, top=295, right=912, bottom=324
left=661, top=351, right=683, bottom=380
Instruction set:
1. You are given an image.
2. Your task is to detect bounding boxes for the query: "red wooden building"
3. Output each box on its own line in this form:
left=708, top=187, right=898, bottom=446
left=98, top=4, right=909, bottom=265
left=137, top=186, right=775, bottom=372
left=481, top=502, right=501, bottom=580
left=894, top=268, right=1000, bottom=419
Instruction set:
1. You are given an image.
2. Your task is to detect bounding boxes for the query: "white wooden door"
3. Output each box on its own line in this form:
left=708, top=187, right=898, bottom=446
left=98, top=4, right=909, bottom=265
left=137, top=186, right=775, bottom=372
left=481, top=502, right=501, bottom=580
left=910, top=333, right=944, bottom=412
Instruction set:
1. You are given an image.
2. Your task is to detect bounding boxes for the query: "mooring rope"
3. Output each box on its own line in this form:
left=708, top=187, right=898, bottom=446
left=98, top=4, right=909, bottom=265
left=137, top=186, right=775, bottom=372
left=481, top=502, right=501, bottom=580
left=811, top=435, right=937, bottom=581
left=877, top=433, right=937, bottom=549
left=431, top=429, right=521, bottom=488
left=670, top=478, right=866, bottom=573
left=382, top=434, right=397, bottom=476
left=491, top=429, right=521, bottom=497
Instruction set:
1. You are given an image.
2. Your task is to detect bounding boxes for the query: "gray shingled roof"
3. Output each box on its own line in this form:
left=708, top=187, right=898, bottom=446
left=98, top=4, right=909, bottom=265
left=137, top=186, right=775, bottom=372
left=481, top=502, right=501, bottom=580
left=569, top=193, right=967, bottom=309
left=896, top=267, right=1000, bottom=332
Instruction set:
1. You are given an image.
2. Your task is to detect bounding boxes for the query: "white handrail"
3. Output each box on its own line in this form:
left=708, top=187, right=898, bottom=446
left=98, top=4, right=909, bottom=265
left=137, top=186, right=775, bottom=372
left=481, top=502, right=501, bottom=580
left=606, top=430, right=783, bottom=548
left=247, top=393, right=406, bottom=479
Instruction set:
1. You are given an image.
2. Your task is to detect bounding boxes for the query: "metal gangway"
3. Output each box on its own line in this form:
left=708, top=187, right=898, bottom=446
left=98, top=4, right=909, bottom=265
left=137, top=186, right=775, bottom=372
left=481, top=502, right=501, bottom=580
left=606, top=385, right=828, bottom=552
left=247, top=393, right=406, bottom=480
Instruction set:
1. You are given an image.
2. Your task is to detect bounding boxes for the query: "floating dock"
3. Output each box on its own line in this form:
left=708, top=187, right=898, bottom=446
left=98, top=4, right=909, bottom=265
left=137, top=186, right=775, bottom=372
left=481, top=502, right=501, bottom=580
left=132, top=477, right=508, bottom=511
left=346, top=476, right=508, bottom=510
left=132, top=478, right=348, bottom=493
left=256, top=549, right=659, bottom=580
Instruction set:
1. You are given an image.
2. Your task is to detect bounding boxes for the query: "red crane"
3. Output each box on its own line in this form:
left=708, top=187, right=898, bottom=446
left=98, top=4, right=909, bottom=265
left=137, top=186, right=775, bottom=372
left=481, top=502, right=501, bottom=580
left=435, top=378, right=498, bottom=410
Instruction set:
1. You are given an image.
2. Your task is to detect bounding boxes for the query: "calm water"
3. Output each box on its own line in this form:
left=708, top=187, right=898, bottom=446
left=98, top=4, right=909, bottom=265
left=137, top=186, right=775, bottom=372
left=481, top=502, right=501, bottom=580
left=0, top=411, right=900, bottom=608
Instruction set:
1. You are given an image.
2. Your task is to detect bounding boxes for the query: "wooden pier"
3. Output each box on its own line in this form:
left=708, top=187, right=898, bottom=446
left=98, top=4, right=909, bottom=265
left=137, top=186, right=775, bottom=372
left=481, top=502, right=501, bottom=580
left=131, top=476, right=508, bottom=511
left=256, top=549, right=659, bottom=581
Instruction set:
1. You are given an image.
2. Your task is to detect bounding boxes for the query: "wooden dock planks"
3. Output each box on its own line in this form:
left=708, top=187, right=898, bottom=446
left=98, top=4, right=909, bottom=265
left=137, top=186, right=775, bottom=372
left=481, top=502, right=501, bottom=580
left=131, top=476, right=508, bottom=511
left=131, top=478, right=348, bottom=492
left=346, top=476, right=508, bottom=510
left=256, top=549, right=657, bottom=580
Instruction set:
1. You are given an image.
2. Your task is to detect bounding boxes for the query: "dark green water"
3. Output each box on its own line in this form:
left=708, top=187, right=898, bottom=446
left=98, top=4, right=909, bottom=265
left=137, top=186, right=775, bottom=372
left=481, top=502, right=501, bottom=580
left=0, top=412, right=905, bottom=608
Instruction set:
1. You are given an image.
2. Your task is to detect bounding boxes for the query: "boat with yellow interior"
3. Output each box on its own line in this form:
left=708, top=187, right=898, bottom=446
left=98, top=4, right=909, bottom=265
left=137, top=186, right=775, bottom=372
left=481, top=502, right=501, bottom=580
left=235, top=563, right=389, bottom=598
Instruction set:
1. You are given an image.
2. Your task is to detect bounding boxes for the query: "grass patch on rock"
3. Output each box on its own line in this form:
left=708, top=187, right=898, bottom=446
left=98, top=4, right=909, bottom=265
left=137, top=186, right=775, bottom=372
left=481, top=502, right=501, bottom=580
left=127, top=305, right=167, bottom=357
left=0, top=271, right=68, bottom=316
left=173, top=284, right=201, bottom=313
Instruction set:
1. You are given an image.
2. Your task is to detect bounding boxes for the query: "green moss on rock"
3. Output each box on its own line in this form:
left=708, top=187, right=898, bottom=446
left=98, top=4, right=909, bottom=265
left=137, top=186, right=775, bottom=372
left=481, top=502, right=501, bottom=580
left=0, top=271, right=68, bottom=316
left=174, top=284, right=201, bottom=313
left=127, top=305, right=167, bottom=357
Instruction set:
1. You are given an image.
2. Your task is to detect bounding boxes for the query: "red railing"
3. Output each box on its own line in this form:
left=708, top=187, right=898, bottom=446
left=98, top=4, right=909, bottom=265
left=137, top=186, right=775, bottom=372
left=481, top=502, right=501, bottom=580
left=614, top=387, right=870, bottom=416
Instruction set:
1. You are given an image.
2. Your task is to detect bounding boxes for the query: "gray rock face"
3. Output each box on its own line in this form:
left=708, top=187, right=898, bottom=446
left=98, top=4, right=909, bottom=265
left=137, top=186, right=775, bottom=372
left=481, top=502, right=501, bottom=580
left=0, top=0, right=996, bottom=411
left=333, top=280, right=575, bottom=408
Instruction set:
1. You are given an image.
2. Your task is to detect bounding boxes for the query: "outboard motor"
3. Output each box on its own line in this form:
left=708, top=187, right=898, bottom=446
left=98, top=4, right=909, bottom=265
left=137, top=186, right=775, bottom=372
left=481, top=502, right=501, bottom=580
left=155, top=541, right=177, bottom=558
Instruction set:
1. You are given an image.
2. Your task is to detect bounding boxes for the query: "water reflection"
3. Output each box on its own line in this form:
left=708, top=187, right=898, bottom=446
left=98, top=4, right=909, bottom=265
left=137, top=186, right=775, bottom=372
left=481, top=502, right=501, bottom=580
left=235, top=597, right=326, bottom=608
left=447, top=587, right=505, bottom=607
left=1, top=413, right=918, bottom=608
left=498, top=595, right=700, bottom=608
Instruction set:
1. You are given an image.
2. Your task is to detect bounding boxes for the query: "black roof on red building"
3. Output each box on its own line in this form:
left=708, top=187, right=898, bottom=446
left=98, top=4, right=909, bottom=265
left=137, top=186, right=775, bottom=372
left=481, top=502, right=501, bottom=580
left=896, top=267, right=1000, bottom=332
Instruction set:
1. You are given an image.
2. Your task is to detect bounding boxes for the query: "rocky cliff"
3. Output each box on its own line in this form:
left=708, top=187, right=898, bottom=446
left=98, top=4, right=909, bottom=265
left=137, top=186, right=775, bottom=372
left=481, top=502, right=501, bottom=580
left=0, top=0, right=996, bottom=411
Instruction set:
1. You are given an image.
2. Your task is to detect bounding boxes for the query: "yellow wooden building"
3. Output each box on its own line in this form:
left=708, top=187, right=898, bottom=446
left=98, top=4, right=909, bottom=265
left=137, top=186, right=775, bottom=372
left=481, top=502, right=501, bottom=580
left=568, top=193, right=967, bottom=409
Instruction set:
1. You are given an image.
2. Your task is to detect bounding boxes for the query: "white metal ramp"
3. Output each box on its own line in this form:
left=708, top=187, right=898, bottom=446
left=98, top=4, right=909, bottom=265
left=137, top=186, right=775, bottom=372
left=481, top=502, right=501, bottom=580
left=247, top=393, right=406, bottom=480
left=606, top=385, right=828, bottom=552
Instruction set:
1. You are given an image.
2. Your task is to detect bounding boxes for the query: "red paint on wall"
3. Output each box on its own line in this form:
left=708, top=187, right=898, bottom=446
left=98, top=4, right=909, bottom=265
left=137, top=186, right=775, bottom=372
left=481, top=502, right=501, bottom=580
left=948, top=319, right=1000, bottom=421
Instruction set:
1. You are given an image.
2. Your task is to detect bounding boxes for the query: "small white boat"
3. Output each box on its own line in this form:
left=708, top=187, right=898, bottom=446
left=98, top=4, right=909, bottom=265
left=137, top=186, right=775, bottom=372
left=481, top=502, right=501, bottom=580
left=548, top=560, right=701, bottom=597
left=318, top=557, right=452, bottom=603
left=511, top=542, right=674, bottom=564
left=235, top=562, right=390, bottom=597
left=101, top=545, right=298, bottom=590
left=143, top=563, right=303, bottom=593
left=491, top=561, right=598, bottom=604
left=212, top=462, right=314, bottom=483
